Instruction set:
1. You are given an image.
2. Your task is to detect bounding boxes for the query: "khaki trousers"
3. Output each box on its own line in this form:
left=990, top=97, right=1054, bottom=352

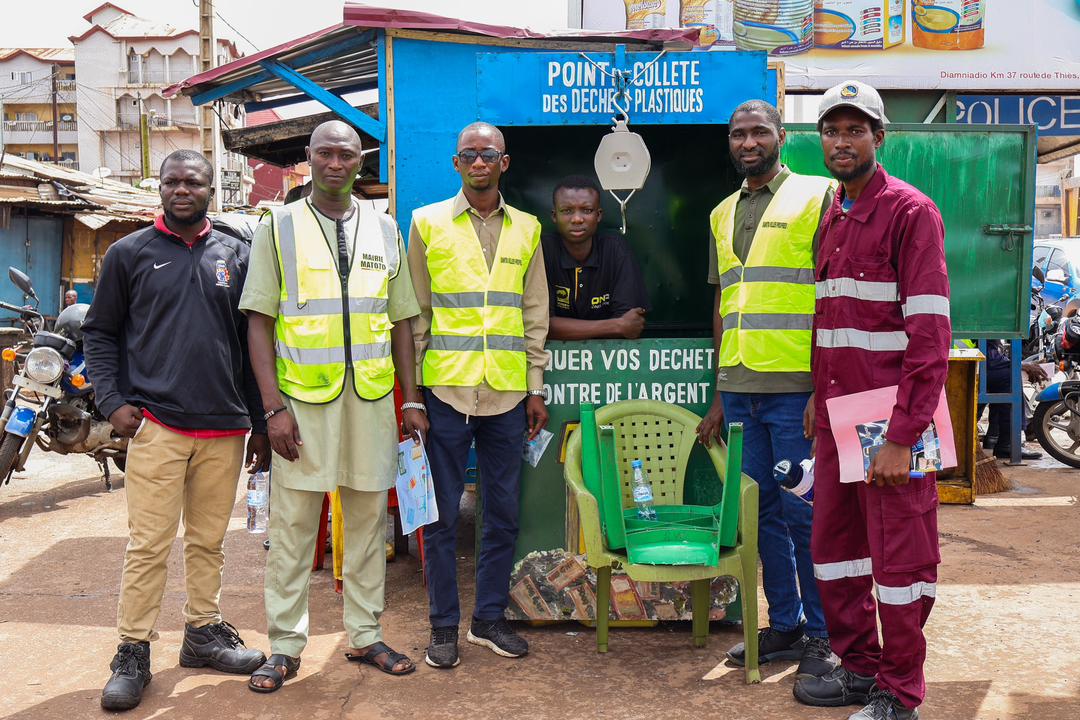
left=117, top=420, right=245, bottom=643
left=265, top=482, right=387, bottom=657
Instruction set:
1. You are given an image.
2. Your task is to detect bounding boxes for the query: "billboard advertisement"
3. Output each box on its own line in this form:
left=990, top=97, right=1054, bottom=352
left=581, top=1, right=1080, bottom=91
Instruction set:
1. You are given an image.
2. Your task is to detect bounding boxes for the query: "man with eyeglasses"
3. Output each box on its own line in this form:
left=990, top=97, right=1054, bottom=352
left=407, top=121, right=549, bottom=669
left=541, top=175, right=650, bottom=340
left=697, top=100, right=838, bottom=680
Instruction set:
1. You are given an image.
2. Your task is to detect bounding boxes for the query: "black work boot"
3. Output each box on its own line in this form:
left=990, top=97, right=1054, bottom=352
left=794, top=665, right=876, bottom=707
left=797, top=636, right=840, bottom=678
left=101, top=641, right=151, bottom=711
left=179, top=621, right=266, bottom=674
left=848, top=686, right=920, bottom=720
left=467, top=618, right=529, bottom=658
left=425, top=625, right=460, bottom=668
left=727, top=625, right=807, bottom=666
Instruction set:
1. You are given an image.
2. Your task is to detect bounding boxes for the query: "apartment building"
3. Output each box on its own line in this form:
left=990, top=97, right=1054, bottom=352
left=0, top=48, right=79, bottom=169
left=69, top=3, right=248, bottom=200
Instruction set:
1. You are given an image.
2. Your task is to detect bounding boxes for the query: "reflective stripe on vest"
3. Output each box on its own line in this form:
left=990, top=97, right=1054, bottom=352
left=711, top=173, right=836, bottom=373
left=413, top=199, right=539, bottom=391
left=270, top=200, right=398, bottom=402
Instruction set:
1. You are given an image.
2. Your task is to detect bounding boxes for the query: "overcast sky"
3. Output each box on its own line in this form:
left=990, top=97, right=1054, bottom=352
left=1, top=1, right=572, bottom=52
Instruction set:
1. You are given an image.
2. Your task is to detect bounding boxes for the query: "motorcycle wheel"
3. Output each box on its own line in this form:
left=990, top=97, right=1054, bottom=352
left=0, top=432, right=24, bottom=483
left=112, top=456, right=126, bottom=473
left=1033, top=400, right=1080, bottom=468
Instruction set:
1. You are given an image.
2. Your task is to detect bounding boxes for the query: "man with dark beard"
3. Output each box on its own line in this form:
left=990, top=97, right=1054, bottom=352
left=84, top=150, right=269, bottom=711
left=697, top=100, right=836, bottom=679
left=793, top=81, right=949, bottom=720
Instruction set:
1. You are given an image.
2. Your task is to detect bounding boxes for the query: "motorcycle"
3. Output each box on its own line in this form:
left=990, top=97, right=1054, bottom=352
left=0, top=267, right=127, bottom=490
left=1025, top=266, right=1075, bottom=364
left=1032, top=314, right=1080, bottom=468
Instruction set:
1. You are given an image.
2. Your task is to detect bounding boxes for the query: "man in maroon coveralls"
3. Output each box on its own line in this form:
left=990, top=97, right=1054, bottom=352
left=792, top=81, right=951, bottom=720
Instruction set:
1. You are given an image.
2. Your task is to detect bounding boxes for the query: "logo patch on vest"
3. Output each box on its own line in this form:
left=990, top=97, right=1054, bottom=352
left=359, top=253, right=386, bottom=272
left=761, top=221, right=788, bottom=229
left=500, top=256, right=523, bottom=266
left=555, top=286, right=571, bottom=310
left=591, top=293, right=610, bottom=308
left=214, top=259, right=231, bottom=287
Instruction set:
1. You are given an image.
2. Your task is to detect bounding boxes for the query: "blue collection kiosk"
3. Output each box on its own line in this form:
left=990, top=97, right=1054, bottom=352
left=174, top=18, right=777, bottom=623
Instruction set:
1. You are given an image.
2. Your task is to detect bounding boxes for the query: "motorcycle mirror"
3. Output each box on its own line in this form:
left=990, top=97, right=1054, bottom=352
left=1032, top=265, right=1045, bottom=283
left=7, top=267, right=36, bottom=301
left=1047, top=268, right=1068, bottom=284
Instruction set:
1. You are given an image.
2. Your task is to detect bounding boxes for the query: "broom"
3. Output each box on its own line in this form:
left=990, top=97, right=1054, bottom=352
left=974, top=445, right=1012, bottom=494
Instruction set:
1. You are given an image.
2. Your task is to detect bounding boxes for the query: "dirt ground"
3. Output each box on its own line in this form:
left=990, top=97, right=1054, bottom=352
left=1, top=446, right=1078, bottom=720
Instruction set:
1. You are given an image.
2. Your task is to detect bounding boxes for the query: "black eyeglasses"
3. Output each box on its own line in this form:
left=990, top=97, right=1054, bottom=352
left=457, top=149, right=503, bottom=164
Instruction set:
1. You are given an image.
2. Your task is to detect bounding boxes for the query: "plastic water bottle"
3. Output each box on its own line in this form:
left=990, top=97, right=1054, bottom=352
left=773, top=458, right=815, bottom=506
left=247, top=471, right=269, bottom=533
left=631, top=460, right=657, bottom=520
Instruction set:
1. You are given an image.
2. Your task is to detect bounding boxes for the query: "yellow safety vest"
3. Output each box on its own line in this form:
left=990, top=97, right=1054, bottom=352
left=413, top=199, right=540, bottom=391
left=711, top=173, right=836, bottom=373
left=269, top=200, right=398, bottom=403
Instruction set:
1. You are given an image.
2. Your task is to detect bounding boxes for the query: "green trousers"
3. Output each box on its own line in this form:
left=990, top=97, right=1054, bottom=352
left=265, top=482, right=388, bottom=656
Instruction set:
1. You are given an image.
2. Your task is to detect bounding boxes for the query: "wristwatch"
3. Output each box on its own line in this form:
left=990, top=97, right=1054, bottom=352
left=401, top=402, right=427, bottom=413
left=527, top=389, right=546, bottom=398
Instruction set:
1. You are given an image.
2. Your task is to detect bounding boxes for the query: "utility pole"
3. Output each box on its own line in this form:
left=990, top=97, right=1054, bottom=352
left=50, top=64, right=60, bottom=164
left=199, top=0, right=221, bottom=210
left=139, top=97, right=151, bottom=180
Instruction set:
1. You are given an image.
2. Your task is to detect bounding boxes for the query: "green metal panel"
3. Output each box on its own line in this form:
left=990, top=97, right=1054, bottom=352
left=782, top=123, right=1037, bottom=338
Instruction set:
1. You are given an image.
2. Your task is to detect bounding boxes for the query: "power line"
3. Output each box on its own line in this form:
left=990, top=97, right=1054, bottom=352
left=71, top=95, right=143, bottom=173
left=0, top=70, right=58, bottom=100
left=190, top=0, right=261, bottom=53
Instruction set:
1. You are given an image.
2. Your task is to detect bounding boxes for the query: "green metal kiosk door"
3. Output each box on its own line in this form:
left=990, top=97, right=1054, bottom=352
left=782, top=124, right=1037, bottom=339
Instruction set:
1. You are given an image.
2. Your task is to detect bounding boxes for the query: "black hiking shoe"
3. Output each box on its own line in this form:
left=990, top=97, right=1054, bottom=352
left=726, top=625, right=807, bottom=666
left=179, top=621, right=265, bottom=674
left=794, top=665, right=876, bottom=707
left=848, top=686, right=920, bottom=719
left=425, top=626, right=460, bottom=668
left=797, top=636, right=840, bottom=678
left=467, top=618, right=529, bottom=658
left=101, top=641, right=152, bottom=711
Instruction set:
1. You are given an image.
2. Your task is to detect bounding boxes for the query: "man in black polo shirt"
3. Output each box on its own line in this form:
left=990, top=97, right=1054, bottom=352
left=541, top=175, right=649, bottom=340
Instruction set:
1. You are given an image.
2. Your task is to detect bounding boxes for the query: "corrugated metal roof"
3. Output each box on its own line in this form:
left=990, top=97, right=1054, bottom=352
left=100, top=13, right=178, bottom=38
left=342, top=3, right=703, bottom=43
left=166, top=7, right=701, bottom=106
left=0, top=155, right=159, bottom=221
left=0, top=48, right=75, bottom=64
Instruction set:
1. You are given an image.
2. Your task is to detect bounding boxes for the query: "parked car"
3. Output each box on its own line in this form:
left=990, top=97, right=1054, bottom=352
left=1033, top=238, right=1080, bottom=305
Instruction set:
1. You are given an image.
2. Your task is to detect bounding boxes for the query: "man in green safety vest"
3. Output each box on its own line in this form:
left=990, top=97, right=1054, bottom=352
left=408, top=121, right=550, bottom=669
left=243, top=121, right=428, bottom=691
left=697, top=100, right=838, bottom=678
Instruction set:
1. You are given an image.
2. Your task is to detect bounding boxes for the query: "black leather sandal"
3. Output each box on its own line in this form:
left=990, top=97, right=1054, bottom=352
left=248, top=654, right=300, bottom=693
left=345, top=642, right=415, bottom=676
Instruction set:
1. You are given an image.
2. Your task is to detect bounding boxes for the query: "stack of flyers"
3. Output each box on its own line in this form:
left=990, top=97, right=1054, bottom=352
left=858, top=418, right=943, bottom=479
left=826, top=384, right=956, bottom=484
left=395, top=438, right=438, bottom=535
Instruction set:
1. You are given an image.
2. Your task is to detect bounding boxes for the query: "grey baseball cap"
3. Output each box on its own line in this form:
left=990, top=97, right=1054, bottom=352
left=818, top=80, right=889, bottom=123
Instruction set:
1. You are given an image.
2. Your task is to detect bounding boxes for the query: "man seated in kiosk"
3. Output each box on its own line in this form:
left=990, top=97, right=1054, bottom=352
left=541, top=175, right=650, bottom=340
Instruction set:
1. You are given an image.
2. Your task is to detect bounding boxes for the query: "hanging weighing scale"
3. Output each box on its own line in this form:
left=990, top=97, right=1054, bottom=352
left=587, top=46, right=667, bottom=235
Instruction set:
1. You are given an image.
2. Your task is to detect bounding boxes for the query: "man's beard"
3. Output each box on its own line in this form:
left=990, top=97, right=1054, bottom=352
left=826, top=155, right=875, bottom=183
left=731, top=146, right=780, bottom=178
left=164, top=206, right=209, bottom=227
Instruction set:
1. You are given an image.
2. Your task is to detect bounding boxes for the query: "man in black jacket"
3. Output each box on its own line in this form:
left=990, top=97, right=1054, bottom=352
left=83, top=150, right=269, bottom=712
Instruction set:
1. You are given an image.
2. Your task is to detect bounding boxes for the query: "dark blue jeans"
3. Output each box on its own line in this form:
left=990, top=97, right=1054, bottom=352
left=422, top=389, right=526, bottom=627
left=721, top=391, right=826, bottom=638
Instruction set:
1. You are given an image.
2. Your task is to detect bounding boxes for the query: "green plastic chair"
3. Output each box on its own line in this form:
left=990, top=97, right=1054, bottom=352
left=565, top=400, right=761, bottom=684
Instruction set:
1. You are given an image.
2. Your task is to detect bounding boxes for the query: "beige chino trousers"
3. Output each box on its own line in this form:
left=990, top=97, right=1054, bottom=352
left=117, top=420, right=245, bottom=643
